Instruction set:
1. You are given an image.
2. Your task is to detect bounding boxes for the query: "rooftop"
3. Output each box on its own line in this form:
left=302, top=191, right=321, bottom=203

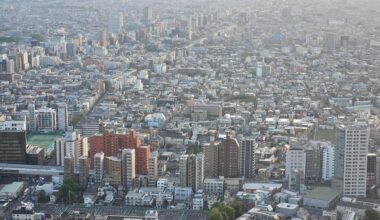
left=304, top=187, right=342, bottom=202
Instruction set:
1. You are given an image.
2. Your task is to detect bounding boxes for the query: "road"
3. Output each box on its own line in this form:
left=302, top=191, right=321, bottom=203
left=34, top=203, right=208, bottom=220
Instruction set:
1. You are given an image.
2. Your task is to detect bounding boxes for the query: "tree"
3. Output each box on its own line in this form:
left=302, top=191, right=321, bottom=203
left=224, top=205, right=235, bottom=220
left=208, top=209, right=224, bottom=220
left=230, top=201, right=244, bottom=218
left=365, top=209, right=380, bottom=220
left=37, top=190, right=49, bottom=203
left=59, top=179, right=80, bottom=204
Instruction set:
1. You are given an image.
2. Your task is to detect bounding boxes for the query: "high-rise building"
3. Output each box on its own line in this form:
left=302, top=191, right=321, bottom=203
left=122, top=148, right=135, bottom=189
left=28, top=104, right=36, bottom=131
left=239, top=138, right=257, bottom=178
left=105, top=156, right=122, bottom=186
left=289, top=169, right=304, bottom=193
left=57, top=103, right=68, bottom=131
left=195, top=153, right=204, bottom=191
left=55, top=130, right=88, bottom=167
left=88, top=129, right=141, bottom=168
left=148, top=152, right=158, bottom=187
left=64, top=156, right=74, bottom=181
left=94, top=152, right=105, bottom=184
left=79, top=156, right=89, bottom=187
left=136, top=145, right=150, bottom=175
left=179, top=153, right=204, bottom=192
left=218, top=133, right=240, bottom=178
left=322, top=145, right=335, bottom=181
left=367, top=153, right=377, bottom=188
left=325, top=33, right=338, bottom=50
left=204, top=142, right=219, bottom=178
left=342, top=123, right=369, bottom=197
left=37, top=107, right=57, bottom=133
left=143, top=6, right=153, bottom=24
left=108, top=13, right=124, bottom=33
left=285, top=147, right=306, bottom=178
left=0, top=131, right=26, bottom=164
left=305, top=147, right=323, bottom=184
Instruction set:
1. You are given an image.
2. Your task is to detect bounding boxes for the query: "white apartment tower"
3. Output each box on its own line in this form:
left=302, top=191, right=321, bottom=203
left=94, top=152, right=105, bottom=183
left=122, top=148, right=136, bottom=189
left=322, top=145, right=335, bottom=181
left=343, top=123, right=370, bottom=197
left=57, top=103, right=68, bottom=131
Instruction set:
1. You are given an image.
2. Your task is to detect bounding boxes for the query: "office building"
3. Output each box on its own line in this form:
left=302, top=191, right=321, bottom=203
left=94, top=152, right=105, bottom=184
left=122, top=148, right=136, bottom=189
left=108, top=13, right=124, bottom=33
left=0, top=131, right=26, bottom=164
left=240, top=138, right=257, bottom=178
left=305, top=147, right=323, bottom=184
left=143, top=6, right=153, bottom=24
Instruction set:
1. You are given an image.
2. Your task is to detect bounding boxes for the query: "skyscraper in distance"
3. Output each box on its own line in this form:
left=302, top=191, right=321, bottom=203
left=143, top=6, right=153, bottom=25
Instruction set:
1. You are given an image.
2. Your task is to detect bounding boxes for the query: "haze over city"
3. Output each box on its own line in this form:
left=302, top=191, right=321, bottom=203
left=1, top=0, right=380, bottom=219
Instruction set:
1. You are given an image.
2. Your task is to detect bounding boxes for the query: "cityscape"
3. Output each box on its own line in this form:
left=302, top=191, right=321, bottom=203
left=0, top=0, right=380, bottom=219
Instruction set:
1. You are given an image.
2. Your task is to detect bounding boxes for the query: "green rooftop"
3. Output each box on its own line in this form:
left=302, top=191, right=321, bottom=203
left=305, top=187, right=342, bottom=202
left=27, top=132, right=63, bottom=156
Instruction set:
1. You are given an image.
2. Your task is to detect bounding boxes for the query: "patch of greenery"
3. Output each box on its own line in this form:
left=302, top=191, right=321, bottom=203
left=365, top=209, right=380, bottom=220
left=208, top=202, right=244, bottom=220
left=0, top=36, right=18, bottom=43
left=186, top=144, right=202, bottom=154
left=59, top=179, right=83, bottom=204
left=32, top=34, right=46, bottom=42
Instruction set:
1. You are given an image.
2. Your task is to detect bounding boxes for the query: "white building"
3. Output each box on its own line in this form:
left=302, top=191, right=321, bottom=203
left=0, top=117, right=26, bottom=131
left=57, top=103, right=68, bottom=131
left=322, top=145, right=335, bottom=181
left=55, top=131, right=88, bottom=167
left=203, top=177, right=224, bottom=195
left=94, top=152, right=105, bottom=183
left=122, top=148, right=136, bottom=189
left=37, top=107, right=57, bottom=133
left=157, top=178, right=168, bottom=189
left=192, top=193, right=204, bottom=210
left=195, top=153, right=205, bottom=191
left=28, top=104, right=36, bottom=131
left=343, top=123, right=370, bottom=197
left=148, top=153, right=158, bottom=187
left=174, top=187, right=192, bottom=201
left=285, top=147, right=306, bottom=178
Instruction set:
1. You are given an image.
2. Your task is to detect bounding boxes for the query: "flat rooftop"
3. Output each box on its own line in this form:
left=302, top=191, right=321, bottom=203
left=27, top=132, right=63, bottom=155
left=304, top=187, right=342, bottom=202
